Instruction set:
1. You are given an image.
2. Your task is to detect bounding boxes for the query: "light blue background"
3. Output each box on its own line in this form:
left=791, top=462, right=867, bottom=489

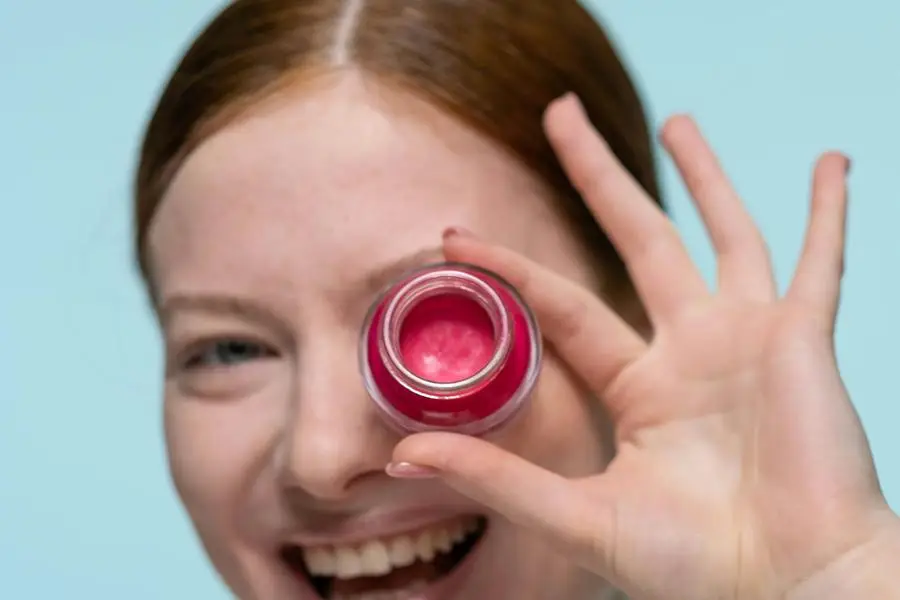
left=2, top=1, right=897, bottom=598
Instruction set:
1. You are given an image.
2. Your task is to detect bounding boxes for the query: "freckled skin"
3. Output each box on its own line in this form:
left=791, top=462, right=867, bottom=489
left=149, top=73, right=620, bottom=600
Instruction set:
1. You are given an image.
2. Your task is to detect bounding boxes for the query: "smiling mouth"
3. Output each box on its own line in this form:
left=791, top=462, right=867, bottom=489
left=280, top=515, right=488, bottom=599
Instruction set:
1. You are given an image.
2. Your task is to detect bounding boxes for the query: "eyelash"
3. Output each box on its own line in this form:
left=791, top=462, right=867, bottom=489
left=181, top=338, right=278, bottom=371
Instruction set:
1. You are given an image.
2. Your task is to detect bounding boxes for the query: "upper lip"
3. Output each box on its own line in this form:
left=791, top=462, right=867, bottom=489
left=282, top=508, right=482, bottom=548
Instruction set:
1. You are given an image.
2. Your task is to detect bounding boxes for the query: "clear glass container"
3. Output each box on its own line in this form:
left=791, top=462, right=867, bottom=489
left=359, top=262, right=542, bottom=436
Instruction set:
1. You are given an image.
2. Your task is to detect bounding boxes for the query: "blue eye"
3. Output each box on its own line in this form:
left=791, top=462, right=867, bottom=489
left=184, top=340, right=276, bottom=370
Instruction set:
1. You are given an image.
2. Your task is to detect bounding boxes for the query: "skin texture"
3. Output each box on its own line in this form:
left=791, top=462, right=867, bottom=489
left=149, top=72, right=621, bottom=599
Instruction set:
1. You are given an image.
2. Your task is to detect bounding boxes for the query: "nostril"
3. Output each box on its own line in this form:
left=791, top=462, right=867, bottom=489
left=279, top=462, right=393, bottom=510
left=276, top=411, right=395, bottom=502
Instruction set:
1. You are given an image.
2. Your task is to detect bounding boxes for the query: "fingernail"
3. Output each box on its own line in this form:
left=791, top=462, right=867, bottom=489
left=386, top=461, right=440, bottom=479
left=442, top=226, right=474, bottom=240
left=558, top=91, right=586, bottom=116
left=844, top=155, right=853, bottom=174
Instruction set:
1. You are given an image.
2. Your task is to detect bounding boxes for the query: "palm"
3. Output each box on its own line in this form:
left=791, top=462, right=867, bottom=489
left=585, top=297, right=869, bottom=598
left=393, top=95, right=885, bottom=600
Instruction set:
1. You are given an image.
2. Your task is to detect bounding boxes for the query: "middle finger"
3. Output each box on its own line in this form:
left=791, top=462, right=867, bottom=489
left=660, top=116, right=776, bottom=300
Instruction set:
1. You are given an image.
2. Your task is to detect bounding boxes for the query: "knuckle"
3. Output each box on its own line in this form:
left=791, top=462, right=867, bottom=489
left=576, top=160, right=616, bottom=199
left=632, top=226, right=680, bottom=266
left=505, top=259, right=534, bottom=296
left=547, top=294, right=592, bottom=342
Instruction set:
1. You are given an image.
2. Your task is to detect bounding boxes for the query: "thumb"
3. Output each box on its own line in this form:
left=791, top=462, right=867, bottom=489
left=388, top=432, right=615, bottom=567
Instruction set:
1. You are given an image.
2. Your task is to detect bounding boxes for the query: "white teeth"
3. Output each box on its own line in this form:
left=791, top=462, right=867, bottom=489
left=388, top=535, right=417, bottom=567
left=359, top=541, right=392, bottom=577
left=414, top=531, right=435, bottom=562
left=450, top=523, right=465, bottom=544
left=434, top=529, right=452, bottom=553
left=300, top=517, right=481, bottom=579
left=335, top=547, right=363, bottom=579
left=305, top=548, right=335, bottom=575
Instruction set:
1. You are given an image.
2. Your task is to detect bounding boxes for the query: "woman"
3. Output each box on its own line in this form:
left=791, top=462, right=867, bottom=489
left=135, top=1, right=899, bottom=598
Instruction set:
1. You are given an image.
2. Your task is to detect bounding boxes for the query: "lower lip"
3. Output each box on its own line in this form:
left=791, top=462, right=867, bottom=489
left=360, top=262, right=542, bottom=436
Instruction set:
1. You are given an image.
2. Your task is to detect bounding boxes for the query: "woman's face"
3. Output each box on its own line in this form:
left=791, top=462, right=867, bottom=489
left=149, top=73, right=617, bottom=600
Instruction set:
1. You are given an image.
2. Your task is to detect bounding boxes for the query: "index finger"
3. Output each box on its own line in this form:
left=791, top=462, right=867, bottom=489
left=443, top=228, right=646, bottom=401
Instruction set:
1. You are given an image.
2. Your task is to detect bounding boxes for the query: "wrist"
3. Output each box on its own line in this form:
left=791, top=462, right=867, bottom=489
left=786, top=510, right=900, bottom=600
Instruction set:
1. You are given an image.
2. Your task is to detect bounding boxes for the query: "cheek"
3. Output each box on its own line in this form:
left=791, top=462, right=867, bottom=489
left=505, top=352, right=609, bottom=477
left=163, top=383, right=286, bottom=530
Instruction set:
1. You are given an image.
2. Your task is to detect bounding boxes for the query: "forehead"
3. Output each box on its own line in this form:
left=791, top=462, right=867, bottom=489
left=148, top=73, right=588, bottom=310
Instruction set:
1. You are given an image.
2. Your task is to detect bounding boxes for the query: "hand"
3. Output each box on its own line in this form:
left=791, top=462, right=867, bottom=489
left=388, top=94, right=898, bottom=599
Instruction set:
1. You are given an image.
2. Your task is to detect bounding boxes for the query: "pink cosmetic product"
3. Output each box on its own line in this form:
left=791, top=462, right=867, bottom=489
left=360, top=262, right=542, bottom=436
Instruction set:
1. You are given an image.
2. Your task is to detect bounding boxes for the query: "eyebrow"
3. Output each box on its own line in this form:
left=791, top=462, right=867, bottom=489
left=157, top=246, right=446, bottom=325
left=360, top=246, right=446, bottom=296
left=158, top=294, right=285, bottom=329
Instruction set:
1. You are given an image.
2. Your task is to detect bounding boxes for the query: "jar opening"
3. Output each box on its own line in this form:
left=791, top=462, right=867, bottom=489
left=381, top=269, right=511, bottom=395
left=398, top=293, right=496, bottom=383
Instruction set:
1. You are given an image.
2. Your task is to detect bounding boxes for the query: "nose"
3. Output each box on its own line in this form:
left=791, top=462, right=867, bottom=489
left=277, top=333, right=397, bottom=502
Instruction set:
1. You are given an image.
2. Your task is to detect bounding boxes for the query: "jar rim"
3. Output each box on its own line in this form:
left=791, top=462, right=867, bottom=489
left=379, top=267, right=512, bottom=397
